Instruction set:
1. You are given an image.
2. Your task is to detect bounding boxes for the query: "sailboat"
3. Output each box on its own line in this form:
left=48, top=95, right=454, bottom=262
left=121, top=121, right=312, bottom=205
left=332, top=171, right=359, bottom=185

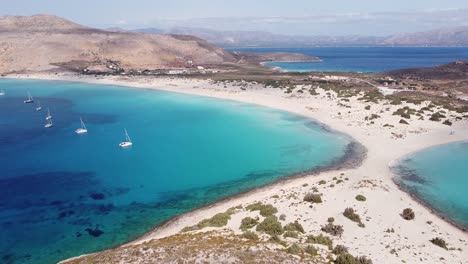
left=44, top=118, right=53, bottom=128
left=45, top=108, right=52, bottom=120
left=24, top=91, right=34, bottom=103
left=75, top=117, right=88, bottom=134
left=119, top=129, right=133, bottom=147
left=0, top=89, right=5, bottom=96
left=35, top=101, right=42, bottom=111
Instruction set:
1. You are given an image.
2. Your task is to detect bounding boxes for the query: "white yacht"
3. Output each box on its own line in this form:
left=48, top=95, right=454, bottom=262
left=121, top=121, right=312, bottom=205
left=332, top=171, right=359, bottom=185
left=24, top=92, right=34, bottom=103
left=75, top=118, right=88, bottom=134
left=35, top=101, right=42, bottom=111
left=119, top=129, right=133, bottom=148
left=0, top=89, right=5, bottom=96
left=44, top=118, right=53, bottom=128
left=45, top=108, right=52, bottom=120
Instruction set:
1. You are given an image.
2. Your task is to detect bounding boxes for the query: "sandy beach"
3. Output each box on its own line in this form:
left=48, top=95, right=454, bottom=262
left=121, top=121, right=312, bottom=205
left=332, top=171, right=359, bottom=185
left=5, top=72, right=468, bottom=264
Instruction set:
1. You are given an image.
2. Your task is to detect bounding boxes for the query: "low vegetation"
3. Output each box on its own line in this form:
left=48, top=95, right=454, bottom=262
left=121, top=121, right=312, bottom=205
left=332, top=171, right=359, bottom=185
left=430, top=237, right=448, bottom=250
left=306, top=234, right=333, bottom=249
left=242, top=230, right=259, bottom=241
left=256, top=216, right=283, bottom=236
left=333, top=245, right=349, bottom=255
left=343, top=208, right=362, bottom=223
left=321, top=222, right=344, bottom=236
left=240, top=216, right=259, bottom=230
left=401, top=208, right=415, bottom=220
left=182, top=209, right=236, bottom=232
left=304, top=193, right=323, bottom=203
left=246, top=202, right=278, bottom=217
left=284, top=221, right=305, bottom=233
left=335, top=253, right=373, bottom=264
left=355, top=195, right=367, bottom=201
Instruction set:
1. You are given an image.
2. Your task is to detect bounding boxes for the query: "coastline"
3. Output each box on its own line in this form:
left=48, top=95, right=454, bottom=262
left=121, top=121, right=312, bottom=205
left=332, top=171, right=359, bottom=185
left=389, top=140, right=468, bottom=232
left=4, top=73, right=468, bottom=263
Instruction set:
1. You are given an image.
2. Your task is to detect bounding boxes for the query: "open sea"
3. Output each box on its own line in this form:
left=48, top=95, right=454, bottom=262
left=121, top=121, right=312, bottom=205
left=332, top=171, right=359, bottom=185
left=393, top=141, right=468, bottom=229
left=0, top=79, right=351, bottom=264
left=230, top=47, right=468, bottom=72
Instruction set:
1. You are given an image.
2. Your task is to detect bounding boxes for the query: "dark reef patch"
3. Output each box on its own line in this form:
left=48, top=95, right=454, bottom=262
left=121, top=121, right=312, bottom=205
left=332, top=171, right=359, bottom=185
left=85, top=227, right=104, bottom=237
left=89, top=193, right=106, bottom=200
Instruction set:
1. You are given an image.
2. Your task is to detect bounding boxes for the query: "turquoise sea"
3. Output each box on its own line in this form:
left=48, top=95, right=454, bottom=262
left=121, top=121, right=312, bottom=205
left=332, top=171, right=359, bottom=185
left=230, top=47, right=468, bottom=72
left=0, top=79, right=352, bottom=264
left=393, top=141, right=468, bottom=229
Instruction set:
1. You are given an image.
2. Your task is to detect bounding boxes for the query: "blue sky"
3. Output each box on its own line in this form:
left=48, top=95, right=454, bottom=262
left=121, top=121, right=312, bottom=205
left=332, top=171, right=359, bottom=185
left=1, top=0, right=468, bottom=35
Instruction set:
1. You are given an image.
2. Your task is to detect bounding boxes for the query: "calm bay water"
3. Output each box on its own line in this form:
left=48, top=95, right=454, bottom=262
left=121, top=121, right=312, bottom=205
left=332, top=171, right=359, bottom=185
left=393, top=141, right=468, bottom=229
left=230, top=47, right=468, bottom=72
left=0, top=79, right=351, bottom=264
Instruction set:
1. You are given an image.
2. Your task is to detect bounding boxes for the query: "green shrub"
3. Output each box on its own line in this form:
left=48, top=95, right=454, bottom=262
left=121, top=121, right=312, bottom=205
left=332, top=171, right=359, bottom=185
left=256, top=216, right=283, bottom=236
left=401, top=208, right=415, bottom=220
left=429, top=112, right=446, bottom=122
left=335, top=253, right=373, bottom=264
left=328, top=217, right=335, bottom=223
left=284, top=221, right=305, bottom=233
left=286, top=243, right=302, bottom=255
left=242, top=230, right=259, bottom=241
left=333, top=245, right=349, bottom=255
left=319, top=180, right=326, bottom=185
left=305, top=245, right=318, bottom=256
left=269, top=234, right=287, bottom=247
left=430, top=237, right=448, bottom=250
left=399, top=119, right=409, bottom=125
left=442, top=120, right=452, bottom=126
left=355, top=195, right=366, bottom=202
left=365, top=105, right=371, bottom=110
left=183, top=210, right=234, bottom=231
left=321, top=223, right=344, bottom=236
left=304, top=193, right=323, bottom=203
left=240, top=217, right=259, bottom=230
left=306, top=234, right=333, bottom=249
left=283, top=230, right=299, bottom=239
left=246, top=202, right=278, bottom=217
left=343, top=208, right=361, bottom=223
left=197, top=212, right=232, bottom=228
left=279, top=214, right=286, bottom=221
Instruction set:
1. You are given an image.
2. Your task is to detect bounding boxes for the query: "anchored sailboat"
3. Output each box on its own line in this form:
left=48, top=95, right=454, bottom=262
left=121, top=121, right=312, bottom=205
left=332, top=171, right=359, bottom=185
left=0, top=89, right=5, bottom=96
left=75, top=118, right=88, bottom=134
left=119, top=129, right=133, bottom=148
left=35, top=101, right=42, bottom=111
left=45, top=108, right=52, bottom=120
left=24, top=91, right=34, bottom=103
left=44, top=118, right=53, bottom=128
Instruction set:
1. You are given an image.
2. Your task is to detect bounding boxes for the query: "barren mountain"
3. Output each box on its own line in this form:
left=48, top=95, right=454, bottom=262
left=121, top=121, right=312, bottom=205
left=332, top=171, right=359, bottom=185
left=383, top=26, right=468, bottom=46
left=0, top=15, right=237, bottom=73
left=133, top=26, right=468, bottom=47
left=134, top=27, right=385, bottom=47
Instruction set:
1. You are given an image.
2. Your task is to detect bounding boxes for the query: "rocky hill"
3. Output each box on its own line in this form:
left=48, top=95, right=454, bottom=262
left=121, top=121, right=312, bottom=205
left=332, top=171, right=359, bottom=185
left=0, top=15, right=237, bottom=73
left=382, top=60, right=468, bottom=80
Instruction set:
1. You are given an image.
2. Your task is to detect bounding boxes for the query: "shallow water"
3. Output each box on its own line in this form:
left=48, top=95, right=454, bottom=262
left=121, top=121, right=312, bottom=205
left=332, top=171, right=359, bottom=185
left=229, top=47, right=468, bottom=72
left=0, top=79, right=351, bottom=264
left=393, top=141, right=468, bottom=229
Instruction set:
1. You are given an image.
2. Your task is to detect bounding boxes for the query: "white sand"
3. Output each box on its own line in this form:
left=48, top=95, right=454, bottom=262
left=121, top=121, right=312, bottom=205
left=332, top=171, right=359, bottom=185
left=6, top=73, right=468, bottom=264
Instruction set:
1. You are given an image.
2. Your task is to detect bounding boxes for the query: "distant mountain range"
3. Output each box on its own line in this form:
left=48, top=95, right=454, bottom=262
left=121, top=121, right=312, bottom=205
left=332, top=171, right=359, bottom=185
left=129, top=26, right=468, bottom=47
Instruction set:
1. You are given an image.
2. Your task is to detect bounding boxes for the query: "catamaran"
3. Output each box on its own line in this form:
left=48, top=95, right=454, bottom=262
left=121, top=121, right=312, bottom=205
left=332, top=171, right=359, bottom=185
left=44, top=118, right=53, bottom=128
left=119, top=129, right=133, bottom=148
left=75, top=117, right=88, bottom=134
left=0, top=89, right=5, bottom=96
left=45, top=108, right=52, bottom=120
left=24, top=92, right=34, bottom=103
left=35, top=101, right=42, bottom=111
